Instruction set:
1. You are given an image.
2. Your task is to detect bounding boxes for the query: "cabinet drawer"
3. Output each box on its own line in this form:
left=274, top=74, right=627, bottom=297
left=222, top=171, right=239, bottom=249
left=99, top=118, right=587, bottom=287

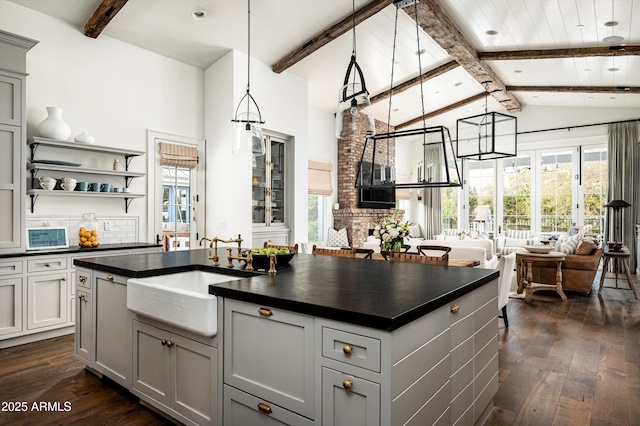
left=322, top=367, right=380, bottom=426
left=0, top=259, right=23, bottom=276
left=224, top=385, right=313, bottom=426
left=27, top=257, right=67, bottom=273
left=76, top=270, right=92, bottom=290
left=322, top=327, right=381, bottom=373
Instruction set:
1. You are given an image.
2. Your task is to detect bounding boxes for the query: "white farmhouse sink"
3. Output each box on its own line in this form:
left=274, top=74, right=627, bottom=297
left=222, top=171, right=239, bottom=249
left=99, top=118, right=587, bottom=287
left=127, top=270, right=242, bottom=337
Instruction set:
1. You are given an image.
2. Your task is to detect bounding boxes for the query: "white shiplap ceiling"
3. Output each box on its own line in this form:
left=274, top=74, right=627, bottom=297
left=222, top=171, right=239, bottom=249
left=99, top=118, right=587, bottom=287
left=7, top=0, right=640, bottom=129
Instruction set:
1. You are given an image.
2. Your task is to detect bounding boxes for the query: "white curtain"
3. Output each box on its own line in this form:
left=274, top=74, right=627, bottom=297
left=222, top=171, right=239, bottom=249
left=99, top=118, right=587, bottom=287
left=607, top=121, right=639, bottom=271
left=423, top=144, right=443, bottom=239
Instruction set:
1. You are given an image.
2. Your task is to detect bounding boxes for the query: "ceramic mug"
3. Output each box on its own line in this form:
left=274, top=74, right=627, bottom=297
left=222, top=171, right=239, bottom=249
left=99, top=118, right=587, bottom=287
left=77, top=182, right=89, bottom=191
left=113, top=187, right=122, bottom=193
left=39, top=180, right=56, bottom=190
left=122, top=187, right=130, bottom=193
left=90, top=183, right=103, bottom=192
left=61, top=182, right=76, bottom=191
left=61, top=177, right=77, bottom=185
left=39, top=176, right=56, bottom=183
left=101, top=183, right=112, bottom=192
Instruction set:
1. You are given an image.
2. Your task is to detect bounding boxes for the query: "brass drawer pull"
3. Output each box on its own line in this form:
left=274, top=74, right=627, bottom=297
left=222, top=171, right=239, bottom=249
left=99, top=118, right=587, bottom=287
left=161, top=339, right=167, bottom=346
left=78, top=294, right=85, bottom=300
left=106, top=274, right=114, bottom=281
left=257, top=402, right=272, bottom=414
left=79, top=276, right=87, bottom=283
left=343, top=379, right=353, bottom=390
left=343, top=344, right=353, bottom=355
left=451, top=305, right=459, bottom=313
left=61, top=276, right=67, bottom=281
left=166, top=340, right=174, bottom=347
left=45, top=263, right=51, bottom=267
left=258, top=308, right=273, bottom=317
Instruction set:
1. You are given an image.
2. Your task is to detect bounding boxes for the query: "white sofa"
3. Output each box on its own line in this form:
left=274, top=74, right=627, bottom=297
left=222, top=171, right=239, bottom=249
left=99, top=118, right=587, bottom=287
left=362, top=236, right=498, bottom=269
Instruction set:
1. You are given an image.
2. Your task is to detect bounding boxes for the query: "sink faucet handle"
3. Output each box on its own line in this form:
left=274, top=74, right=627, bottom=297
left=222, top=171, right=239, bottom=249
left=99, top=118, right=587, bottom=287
left=199, top=237, right=212, bottom=247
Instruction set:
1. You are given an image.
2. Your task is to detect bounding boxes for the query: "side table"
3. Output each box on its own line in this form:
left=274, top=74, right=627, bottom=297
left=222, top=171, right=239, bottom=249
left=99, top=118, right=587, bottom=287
left=516, top=251, right=567, bottom=303
left=598, top=246, right=638, bottom=299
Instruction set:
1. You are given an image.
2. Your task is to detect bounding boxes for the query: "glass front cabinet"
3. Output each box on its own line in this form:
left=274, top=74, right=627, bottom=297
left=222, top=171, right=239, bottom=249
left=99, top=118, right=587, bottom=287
left=252, top=135, right=290, bottom=247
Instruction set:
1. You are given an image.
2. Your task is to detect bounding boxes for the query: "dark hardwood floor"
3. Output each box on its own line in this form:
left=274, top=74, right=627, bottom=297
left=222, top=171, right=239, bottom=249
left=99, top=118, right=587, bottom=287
left=0, top=270, right=637, bottom=425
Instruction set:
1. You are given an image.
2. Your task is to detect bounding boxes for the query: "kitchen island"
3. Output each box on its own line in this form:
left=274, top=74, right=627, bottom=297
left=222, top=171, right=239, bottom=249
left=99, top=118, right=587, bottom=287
left=74, top=248, right=500, bottom=426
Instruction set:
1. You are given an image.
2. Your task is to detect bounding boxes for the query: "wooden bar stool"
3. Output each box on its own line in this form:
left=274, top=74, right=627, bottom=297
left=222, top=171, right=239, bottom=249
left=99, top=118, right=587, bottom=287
left=598, top=246, right=638, bottom=299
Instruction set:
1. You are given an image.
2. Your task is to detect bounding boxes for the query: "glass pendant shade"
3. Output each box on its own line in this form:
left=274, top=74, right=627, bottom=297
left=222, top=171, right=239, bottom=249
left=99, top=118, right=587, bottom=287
left=232, top=111, right=265, bottom=156
left=335, top=82, right=375, bottom=139
left=456, top=111, right=517, bottom=160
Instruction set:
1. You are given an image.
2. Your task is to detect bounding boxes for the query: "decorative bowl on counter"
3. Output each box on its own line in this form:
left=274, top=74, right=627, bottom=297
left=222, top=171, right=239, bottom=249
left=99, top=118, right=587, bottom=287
left=243, top=250, right=296, bottom=270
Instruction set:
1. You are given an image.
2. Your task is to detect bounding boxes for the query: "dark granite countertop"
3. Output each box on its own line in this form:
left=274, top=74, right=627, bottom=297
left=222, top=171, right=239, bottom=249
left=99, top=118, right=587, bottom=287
left=74, top=248, right=499, bottom=331
left=0, top=242, right=162, bottom=259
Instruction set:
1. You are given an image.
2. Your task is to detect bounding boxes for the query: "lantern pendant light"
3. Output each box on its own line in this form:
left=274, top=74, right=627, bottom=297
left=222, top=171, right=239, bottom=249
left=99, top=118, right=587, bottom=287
left=232, top=0, right=266, bottom=156
left=335, top=0, right=375, bottom=140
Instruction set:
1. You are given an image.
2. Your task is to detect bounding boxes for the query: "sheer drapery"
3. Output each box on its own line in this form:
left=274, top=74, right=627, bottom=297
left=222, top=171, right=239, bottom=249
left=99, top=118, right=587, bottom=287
left=607, top=122, right=639, bottom=271
left=423, top=144, right=443, bottom=239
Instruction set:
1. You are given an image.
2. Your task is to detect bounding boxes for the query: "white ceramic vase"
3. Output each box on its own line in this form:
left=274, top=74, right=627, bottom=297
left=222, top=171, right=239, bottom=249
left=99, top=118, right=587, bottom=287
left=38, top=106, right=71, bottom=140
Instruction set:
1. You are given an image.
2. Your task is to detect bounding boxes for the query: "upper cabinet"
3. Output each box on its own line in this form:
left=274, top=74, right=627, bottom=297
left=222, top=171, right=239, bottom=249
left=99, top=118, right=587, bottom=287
left=26, top=137, right=146, bottom=213
left=0, top=30, right=38, bottom=254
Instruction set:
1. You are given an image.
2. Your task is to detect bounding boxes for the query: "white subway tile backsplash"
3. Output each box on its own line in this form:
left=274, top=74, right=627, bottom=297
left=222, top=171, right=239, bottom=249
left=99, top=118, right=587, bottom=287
left=26, top=215, right=139, bottom=246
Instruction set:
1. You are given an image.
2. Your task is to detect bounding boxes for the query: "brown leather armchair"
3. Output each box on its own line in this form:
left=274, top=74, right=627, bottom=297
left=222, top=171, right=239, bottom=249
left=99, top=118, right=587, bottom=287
left=518, top=246, right=603, bottom=294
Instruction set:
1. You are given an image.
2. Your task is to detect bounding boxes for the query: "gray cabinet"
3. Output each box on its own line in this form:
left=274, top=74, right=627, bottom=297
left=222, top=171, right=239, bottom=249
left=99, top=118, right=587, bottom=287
left=75, top=288, right=93, bottom=363
left=0, top=30, right=38, bottom=254
left=224, top=299, right=315, bottom=421
left=132, top=319, right=218, bottom=426
left=94, top=270, right=133, bottom=389
left=321, top=367, right=380, bottom=426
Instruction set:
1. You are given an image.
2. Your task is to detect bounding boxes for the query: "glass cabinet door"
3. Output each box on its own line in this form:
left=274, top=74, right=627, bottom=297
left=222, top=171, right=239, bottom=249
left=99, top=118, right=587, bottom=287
left=252, top=135, right=286, bottom=226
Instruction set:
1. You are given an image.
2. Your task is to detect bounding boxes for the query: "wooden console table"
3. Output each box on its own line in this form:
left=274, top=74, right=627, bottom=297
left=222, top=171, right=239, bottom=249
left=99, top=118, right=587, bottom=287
left=598, top=246, right=638, bottom=299
left=516, top=251, right=567, bottom=303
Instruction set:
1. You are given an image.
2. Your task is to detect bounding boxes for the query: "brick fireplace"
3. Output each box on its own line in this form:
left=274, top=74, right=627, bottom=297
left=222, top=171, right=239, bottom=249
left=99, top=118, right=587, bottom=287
left=334, top=114, right=403, bottom=248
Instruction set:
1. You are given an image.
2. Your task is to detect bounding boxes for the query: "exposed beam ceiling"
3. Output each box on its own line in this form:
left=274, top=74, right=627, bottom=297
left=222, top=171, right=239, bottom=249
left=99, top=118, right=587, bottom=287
left=395, top=92, right=486, bottom=129
left=479, top=46, right=640, bottom=61
left=370, top=60, right=459, bottom=104
left=271, top=0, right=394, bottom=74
left=84, top=0, right=128, bottom=39
left=412, top=0, right=521, bottom=112
left=507, top=85, right=640, bottom=94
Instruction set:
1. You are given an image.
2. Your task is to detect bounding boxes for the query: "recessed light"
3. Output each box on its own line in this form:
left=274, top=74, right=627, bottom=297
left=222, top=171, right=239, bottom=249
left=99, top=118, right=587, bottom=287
left=434, top=91, right=440, bottom=95
left=454, top=82, right=462, bottom=87
left=192, top=10, right=207, bottom=20
left=576, top=24, right=584, bottom=28
left=533, top=95, right=539, bottom=98
left=485, top=30, right=498, bottom=36
left=392, top=108, right=399, bottom=112
left=584, top=68, right=591, bottom=72
left=415, top=48, right=426, bottom=56
left=514, top=70, right=522, bottom=73
left=604, top=20, right=619, bottom=27
left=607, top=67, right=620, bottom=72
left=588, top=96, right=594, bottom=99
left=609, top=96, right=616, bottom=100
left=603, top=35, right=624, bottom=44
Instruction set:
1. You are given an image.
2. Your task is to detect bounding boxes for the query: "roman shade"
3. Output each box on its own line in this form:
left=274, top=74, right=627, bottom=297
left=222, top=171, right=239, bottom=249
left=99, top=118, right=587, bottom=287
left=159, top=142, right=198, bottom=169
left=308, top=160, right=333, bottom=196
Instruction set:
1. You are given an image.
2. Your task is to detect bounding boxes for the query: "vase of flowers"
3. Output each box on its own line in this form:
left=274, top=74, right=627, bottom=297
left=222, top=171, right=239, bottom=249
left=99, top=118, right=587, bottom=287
left=371, top=210, right=412, bottom=252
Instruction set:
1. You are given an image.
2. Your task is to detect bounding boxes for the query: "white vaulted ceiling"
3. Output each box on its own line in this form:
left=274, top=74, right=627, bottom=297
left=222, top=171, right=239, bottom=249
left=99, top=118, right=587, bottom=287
left=8, top=0, right=640, bottom=129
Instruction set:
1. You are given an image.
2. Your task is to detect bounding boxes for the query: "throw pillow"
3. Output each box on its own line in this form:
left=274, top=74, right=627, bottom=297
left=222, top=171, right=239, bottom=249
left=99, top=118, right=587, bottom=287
left=505, top=230, right=532, bottom=239
left=575, top=238, right=597, bottom=255
left=327, top=228, right=349, bottom=248
left=558, top=233, right=581, bottom=254
left=408, top=223, right=422, bottom=238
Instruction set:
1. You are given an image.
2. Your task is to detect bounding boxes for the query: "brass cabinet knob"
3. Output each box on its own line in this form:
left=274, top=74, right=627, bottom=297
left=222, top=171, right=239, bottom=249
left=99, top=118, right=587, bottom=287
left=257, top=402, right=272, bottom=414
left=44, top=263, right=51, bottom=267
left=343, top=380, right=353, bottom=390
left=166, top=340, right=174, bottom=347
left=78, top=294, right=85, bottom=300
left=161, top=339, right=167, bottom=346
left=79, top=276, right=87, bottom=283
left=451, top=305, right=460, bottom=313
left=106, top=274, right=114, bottom=281
left=258, top=307, right=273, bottom=317
left=61, top=276, right=67, bottom=281
left=343, top=345, right=353, bottom=355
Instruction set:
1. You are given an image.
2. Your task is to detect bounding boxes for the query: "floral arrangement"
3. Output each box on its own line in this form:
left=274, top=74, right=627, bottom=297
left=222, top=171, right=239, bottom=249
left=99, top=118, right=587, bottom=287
left=457, top=229, right=472, bottom=238
left=371, top=210, right=412, bottom=252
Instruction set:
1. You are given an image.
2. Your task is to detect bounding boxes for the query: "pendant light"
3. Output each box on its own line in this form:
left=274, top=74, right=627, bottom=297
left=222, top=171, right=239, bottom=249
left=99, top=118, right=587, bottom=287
left=335, top=0, right=375, bottom=140
left=355, top=0, right=462, bottom=190
left=232, top=0, right=265, bottom=156
left=456, top=81, right=517, bottom=160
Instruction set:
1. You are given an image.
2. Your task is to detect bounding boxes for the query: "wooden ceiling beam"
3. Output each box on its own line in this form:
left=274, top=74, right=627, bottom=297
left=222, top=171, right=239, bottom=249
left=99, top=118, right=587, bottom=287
left=84, top=0, right=129, bottom=39
left=479, top=46, right=640, bottom=61
left=271, top=0, right=394, bottom=74
left=370, top=60, right=459, bottom=104
left=395, top=92, right=486, bottom=130
left=507, top=85, right=640, bottom=94
left=411, top=0, right=521, bottom=112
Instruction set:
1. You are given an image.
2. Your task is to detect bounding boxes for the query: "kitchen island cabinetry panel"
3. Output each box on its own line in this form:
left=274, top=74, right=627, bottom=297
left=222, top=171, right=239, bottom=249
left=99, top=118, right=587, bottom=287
left=0, top=276, right=22, bottom=336
left=132, top=319, right=218, bottom=426
left=224, top=299, right=315, bottom=420
left=94, top=270, right=132, bottom=389
left=321, top=367, right=380, bottom=426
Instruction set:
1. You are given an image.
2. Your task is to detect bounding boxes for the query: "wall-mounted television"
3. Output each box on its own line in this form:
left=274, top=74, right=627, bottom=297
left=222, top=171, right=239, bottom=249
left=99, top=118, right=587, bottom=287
left=358, top=162, right=396, bottom=209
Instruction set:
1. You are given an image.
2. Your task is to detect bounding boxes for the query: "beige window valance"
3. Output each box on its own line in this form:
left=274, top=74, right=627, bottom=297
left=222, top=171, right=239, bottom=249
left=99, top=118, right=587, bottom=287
left=308, top=160, right=333, bottom=196
left=159, top=141, right=198, bottom=169
left=396, top=175, right=410, bottom=200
